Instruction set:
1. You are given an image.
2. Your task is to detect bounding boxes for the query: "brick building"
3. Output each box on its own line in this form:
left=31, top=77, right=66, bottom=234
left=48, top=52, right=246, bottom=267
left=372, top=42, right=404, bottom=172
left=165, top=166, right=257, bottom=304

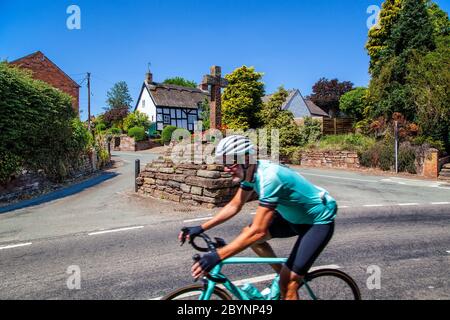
left=10, top=51, right=80, bottom=114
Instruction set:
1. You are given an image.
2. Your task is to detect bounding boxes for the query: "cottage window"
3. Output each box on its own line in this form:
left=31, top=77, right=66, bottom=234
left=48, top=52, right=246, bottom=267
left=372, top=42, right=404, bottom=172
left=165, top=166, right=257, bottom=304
left=163, top=115, right=171, bottom=124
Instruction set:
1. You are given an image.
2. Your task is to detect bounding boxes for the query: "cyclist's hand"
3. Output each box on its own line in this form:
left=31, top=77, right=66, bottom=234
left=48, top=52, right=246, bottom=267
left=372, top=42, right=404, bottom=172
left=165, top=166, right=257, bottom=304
left=192, top=251, right=221, bottom=279
left=179, top=226, right=204, bottom=245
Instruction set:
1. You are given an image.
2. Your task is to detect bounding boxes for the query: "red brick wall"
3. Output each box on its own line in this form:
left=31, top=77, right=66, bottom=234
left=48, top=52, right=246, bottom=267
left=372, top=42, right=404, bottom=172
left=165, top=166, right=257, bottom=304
left=11, top=52, right=80, bottom=114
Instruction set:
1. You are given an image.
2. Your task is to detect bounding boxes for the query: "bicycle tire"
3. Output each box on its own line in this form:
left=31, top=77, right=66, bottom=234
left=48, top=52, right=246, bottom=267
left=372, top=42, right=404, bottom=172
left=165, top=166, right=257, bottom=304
left=161, top=284, right=233, bottom=300
left=299, top=269, right=362, bottom=300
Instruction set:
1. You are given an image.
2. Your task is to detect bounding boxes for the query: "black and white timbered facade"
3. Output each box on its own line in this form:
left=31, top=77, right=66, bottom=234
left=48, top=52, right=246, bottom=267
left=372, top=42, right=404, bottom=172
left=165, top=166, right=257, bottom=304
left=135, top=72, right=209, bottom=132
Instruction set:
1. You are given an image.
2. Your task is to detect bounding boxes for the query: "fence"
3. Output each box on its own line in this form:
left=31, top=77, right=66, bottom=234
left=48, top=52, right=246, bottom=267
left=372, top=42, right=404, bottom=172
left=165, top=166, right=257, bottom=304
left=322, top=118, right=354, bottom=135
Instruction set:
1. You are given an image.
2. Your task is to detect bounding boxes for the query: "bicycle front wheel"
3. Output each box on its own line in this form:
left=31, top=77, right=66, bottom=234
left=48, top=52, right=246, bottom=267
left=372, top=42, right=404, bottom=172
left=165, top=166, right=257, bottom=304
left=161, top=284, right=233, bottom=300
left=298, top=269, right=361, bottom=300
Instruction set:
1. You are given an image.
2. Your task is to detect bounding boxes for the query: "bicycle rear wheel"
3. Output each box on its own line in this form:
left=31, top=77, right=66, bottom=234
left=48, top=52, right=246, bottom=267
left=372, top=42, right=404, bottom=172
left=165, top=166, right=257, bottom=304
left=162, top=284, right=233, bottom=300
left=298, top=269, right=361, bottom=300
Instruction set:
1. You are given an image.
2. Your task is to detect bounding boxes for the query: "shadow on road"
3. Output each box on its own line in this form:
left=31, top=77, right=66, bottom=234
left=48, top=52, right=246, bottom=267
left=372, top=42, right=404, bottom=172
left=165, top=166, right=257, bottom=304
left=0, top=172, right=119, bottom=214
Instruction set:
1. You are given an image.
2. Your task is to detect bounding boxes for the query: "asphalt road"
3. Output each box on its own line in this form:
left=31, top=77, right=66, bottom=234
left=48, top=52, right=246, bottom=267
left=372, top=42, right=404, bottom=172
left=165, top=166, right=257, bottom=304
left=0, top=152, right=449, bottom=300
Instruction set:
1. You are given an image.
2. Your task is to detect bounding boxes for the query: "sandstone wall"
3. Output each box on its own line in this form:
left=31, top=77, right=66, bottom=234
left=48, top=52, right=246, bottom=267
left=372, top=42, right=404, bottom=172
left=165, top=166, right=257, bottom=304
left=136, top=156, right=240, bottom=208
left=301, top=151, right=360, bottom=169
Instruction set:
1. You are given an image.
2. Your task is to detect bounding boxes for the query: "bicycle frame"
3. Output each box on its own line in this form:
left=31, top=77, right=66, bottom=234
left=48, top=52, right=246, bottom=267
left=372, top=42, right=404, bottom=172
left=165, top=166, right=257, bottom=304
left=197, top=256, right=315, bottom=300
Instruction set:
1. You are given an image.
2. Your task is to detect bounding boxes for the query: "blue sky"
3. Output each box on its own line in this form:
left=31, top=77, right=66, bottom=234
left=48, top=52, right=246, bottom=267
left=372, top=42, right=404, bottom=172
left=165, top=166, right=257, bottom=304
left=1, top=0, right=449, bottom=120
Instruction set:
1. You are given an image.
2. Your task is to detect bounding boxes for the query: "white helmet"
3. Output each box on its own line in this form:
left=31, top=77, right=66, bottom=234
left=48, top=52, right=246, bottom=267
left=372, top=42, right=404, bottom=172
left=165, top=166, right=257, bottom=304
left=215, top=135, right=255, bottom=163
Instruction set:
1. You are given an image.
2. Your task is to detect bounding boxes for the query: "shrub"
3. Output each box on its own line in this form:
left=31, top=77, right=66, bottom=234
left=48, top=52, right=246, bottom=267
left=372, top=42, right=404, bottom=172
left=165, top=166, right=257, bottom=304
left=97, top=149, right=110, bottom=168
left=359, top=138, right=394, bottom=171
left=0, top=152, right=22, bottom=185
left=108, top=127, right=122, bottom=135
left=95, top=123, right=107, bottom=133
left=123, top=111, right=151, bottom=133
left=128, top=126, right=147, bottom=142
left=310, top=134, right=376, bottom=154
left=70, top=119, right=93, bottom=154
left=412, top=136, right=445, bottom=153
left=398, top=143, right=417, bottom=174
left=162, top=126, right=178, bottom=145
left=299, top=117, right=322, bottom=146
left=281, top=146, right=303, bottom=165
left=378, top=142, right=394, bottom=171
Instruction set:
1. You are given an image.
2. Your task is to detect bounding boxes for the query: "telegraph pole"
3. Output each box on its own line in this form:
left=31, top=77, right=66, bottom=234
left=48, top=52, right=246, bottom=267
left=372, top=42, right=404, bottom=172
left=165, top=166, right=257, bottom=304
left=87, top=72, right=91, bottom=131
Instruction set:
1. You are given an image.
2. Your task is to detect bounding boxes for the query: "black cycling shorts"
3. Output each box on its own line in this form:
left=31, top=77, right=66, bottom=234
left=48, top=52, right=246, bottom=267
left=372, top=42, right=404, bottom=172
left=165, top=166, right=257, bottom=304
left=268, top=212, right=335, bottom=276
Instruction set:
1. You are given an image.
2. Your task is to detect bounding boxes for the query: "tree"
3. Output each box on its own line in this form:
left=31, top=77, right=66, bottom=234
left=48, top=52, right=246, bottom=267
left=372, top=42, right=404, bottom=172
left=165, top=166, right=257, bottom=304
left=260, top=86, right=301, bottom=149
left=222, top=66, right=265, bottom=130
left=407, top=36, right=450, bottom=151
left=427, top=1, right=450, bottom=38
left=308, top=78, right=353, bottom=117
left=339, top=87, right=368, bottom=123
left=103, top=106, right=129, bottom=130
left=106, top=81, right=133, bottom=110
left=366, top=0, right=437, bottom=122
left=366, top=0, right=403, bottom=76
left=163, top=77, right=197, bottom=88
left=386, top=0, right=435, bottom=57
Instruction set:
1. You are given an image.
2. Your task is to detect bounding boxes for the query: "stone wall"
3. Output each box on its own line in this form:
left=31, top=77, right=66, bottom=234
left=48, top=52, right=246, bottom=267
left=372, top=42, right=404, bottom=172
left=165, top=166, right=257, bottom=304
left=111, top=135, right=158, bottom=152
left=136, top=156, right=240, bottom=208
left=301, top=151, right=360, bottom=169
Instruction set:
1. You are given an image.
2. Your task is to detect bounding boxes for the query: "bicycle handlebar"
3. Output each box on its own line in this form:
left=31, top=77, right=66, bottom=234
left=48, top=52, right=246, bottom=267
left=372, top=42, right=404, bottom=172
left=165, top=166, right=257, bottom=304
left=181, top=228, right=226, bottom=253
left=180, top=230, right=228, bottom=284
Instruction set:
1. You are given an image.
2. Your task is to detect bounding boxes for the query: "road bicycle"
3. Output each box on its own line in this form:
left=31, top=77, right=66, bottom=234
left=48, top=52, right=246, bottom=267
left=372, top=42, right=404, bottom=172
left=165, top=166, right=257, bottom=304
left=162, top=232, right=361, bottom=300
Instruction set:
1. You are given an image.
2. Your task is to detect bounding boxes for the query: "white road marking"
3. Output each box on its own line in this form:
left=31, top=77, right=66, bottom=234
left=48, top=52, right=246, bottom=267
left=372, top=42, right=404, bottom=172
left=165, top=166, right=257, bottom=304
left=299, top=172, right=376, bottom=183
left=88, top=226, right=144, bottom=236
left=340, top=206, right=350, bottom=208
left=446, top=251, right=450, bottom=254
left=364, top=204, right=385, bottom=207
left=183, top=217, right=213, bottom=223
left=0, top=242, right=32, bottom=250
left=432, top=202, right=450, bottom=205
left=149, top=264, right=340, bottom=300
left=398, top=203, right=420, bottom=206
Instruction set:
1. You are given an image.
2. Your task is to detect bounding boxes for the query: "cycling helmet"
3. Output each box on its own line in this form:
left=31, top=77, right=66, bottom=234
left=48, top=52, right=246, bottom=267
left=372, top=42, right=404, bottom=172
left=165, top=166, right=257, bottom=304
left=215, top=135, right=255, bottom=161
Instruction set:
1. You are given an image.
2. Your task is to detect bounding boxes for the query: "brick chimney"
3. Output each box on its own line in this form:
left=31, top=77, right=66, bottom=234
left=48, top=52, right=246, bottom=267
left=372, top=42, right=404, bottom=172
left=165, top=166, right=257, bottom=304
left=145, top=71, right=153, bottom=85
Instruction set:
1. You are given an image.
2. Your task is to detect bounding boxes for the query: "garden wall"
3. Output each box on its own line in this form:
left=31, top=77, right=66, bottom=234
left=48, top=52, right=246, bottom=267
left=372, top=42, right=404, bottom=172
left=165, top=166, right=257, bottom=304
left=111, top=135, right=158, bottom=152
left=136, top=155, right=240, bottom=208
left=300, top=151, right=360, bottom=169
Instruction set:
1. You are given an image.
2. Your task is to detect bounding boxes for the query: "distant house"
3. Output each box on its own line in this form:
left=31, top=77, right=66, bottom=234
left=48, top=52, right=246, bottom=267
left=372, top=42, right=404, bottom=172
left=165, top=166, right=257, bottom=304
left=10, top=51, right=80, bottom=114
left=135, top=70, right=209, bottom=132
left=262, top=89, right=329, bottom=121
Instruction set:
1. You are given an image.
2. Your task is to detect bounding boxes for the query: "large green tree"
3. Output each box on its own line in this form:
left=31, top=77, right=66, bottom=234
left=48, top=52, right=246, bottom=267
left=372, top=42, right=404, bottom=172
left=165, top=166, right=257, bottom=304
left=163, top=77, right=197, bottom=88
left=106, top=81, right=133, bottom=110
left=366, top=0, right=436, bottom=121
left=222, top=66, right=265, bottom=130
left=366, top=0, right=403, bottom=75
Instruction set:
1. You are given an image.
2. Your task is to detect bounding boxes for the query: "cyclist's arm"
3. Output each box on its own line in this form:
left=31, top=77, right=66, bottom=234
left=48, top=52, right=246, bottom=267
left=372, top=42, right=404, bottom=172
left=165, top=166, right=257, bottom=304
left=200, top=188, right=253, bottom=231
left=216, top=205, right=275, bottom=260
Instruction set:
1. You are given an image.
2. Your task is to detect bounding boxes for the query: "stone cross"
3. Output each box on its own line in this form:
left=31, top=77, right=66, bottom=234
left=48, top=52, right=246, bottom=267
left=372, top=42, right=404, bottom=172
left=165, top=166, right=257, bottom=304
left=201, top=66, right=228, bottom=130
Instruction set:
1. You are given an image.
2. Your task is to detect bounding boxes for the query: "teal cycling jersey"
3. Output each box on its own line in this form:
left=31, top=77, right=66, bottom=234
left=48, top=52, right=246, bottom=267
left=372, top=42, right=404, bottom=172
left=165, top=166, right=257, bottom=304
left=241, top=160, right=337, bottom=225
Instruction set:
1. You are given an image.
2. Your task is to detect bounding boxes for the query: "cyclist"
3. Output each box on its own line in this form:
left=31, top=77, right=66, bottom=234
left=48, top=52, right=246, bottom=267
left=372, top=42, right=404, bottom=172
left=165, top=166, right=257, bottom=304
left=179, top=135, right=338, bottom=300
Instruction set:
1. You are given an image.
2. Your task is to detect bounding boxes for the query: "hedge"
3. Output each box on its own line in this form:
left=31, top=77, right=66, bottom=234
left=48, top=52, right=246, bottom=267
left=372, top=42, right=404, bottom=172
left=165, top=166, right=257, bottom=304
left=0, top=62, right=90, bottom=184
